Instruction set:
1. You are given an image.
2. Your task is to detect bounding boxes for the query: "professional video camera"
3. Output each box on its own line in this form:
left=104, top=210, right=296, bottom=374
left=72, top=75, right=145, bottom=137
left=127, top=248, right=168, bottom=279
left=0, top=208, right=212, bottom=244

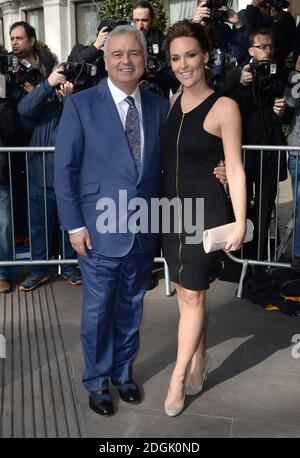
left=142, top=40, right=168, bottom=96
left=147, top=43, right=163, bottom=74
left=205, top=0, right=231, bottom=23
left=249, top=58, right=277, bottom=90
left=59, top=62, right=98, bottom=88
left=97, top=18, right=132, bottom=33
left=267, top=0, right=289, bottom=10
left=0, top=54, right=42, bottom=86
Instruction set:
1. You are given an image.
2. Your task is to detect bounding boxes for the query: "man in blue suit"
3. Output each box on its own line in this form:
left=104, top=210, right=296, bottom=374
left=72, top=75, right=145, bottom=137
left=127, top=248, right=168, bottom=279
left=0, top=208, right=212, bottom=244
left=54, top=25, right=169, bottom=416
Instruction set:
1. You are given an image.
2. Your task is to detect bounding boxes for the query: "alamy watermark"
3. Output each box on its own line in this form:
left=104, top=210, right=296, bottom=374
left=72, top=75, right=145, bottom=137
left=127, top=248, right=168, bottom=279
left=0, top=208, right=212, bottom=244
left=94, top=190, right=204, bottom=244
left=0, top=334, right=6, bottom=359
left=291, top=334, right=300, bottom=360
left=291, top=72, right=300, bottom=100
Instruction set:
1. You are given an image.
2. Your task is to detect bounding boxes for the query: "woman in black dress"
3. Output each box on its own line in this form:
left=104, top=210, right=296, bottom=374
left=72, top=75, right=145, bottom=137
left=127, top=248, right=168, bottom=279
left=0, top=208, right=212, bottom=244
left=160, top=20, right=247, bottom=416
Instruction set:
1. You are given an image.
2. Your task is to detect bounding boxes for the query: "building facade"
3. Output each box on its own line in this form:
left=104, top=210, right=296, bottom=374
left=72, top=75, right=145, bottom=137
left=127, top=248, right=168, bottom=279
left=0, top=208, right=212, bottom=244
left=0, top=0, right=297, bottom=61
left=290, top=0, right=300, bottom=22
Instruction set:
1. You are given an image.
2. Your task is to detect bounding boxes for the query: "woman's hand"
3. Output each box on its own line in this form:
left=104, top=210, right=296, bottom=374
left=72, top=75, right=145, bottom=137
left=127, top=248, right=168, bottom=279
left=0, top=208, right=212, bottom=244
left=224, top=222, right=246, bottom=252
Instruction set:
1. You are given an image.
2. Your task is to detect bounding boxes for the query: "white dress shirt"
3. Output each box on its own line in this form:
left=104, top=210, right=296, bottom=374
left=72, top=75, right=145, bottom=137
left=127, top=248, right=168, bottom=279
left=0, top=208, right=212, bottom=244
left=69, top=78, right=144, bottom=234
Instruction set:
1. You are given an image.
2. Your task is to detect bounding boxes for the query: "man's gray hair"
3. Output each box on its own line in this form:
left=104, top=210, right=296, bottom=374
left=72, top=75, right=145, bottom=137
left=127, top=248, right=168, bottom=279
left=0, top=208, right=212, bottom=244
left=103, top=25, right=147, bottom=56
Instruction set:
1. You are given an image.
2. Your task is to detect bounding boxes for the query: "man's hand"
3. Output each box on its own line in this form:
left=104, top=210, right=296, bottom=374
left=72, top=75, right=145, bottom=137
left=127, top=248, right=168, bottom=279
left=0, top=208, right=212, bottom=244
left=240, top=64, right=253, bottom=86
left=273, top=97, right=286, bottom=117
left=48, top=67, right=67, bottom=87
left=213, top=160, right=227, bottom=184
left=57, top=81, right=74, bottom=97
left=225, top=8, right=242, bottom=27
left=22, top=81, right=35, bottom=93
left=93, top=26, right=109, bottom=51
left=193, top=1, right=210, bottom=24
left=69, top=228, right=92, bottom=257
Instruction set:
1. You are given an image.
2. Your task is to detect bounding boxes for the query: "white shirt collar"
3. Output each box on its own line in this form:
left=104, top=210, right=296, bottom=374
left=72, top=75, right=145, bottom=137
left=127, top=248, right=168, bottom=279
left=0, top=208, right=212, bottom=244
left=107, top=77, right=141, bottom=106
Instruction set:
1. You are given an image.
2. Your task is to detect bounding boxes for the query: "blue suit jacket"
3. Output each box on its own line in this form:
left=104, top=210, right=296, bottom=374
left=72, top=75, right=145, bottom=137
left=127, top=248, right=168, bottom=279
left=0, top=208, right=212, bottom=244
left=54, top=79, right=169, bottom=257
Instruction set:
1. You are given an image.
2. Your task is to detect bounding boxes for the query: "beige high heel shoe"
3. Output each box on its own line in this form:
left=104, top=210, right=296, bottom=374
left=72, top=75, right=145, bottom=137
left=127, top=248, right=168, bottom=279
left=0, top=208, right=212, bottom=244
left=185, top=354, right=212, bottom=396
left=164, top=376, right=185, bottom=417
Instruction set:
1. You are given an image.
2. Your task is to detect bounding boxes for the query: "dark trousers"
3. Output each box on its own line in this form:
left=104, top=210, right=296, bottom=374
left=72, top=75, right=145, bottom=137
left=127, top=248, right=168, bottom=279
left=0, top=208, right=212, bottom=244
left=244, top=151, right=278, bottom=260
left=78, top=238, right=154, bottom=393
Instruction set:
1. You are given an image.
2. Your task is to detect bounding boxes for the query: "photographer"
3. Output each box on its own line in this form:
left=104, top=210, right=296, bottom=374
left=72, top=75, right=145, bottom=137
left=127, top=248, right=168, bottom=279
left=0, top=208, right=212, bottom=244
left=14, top=63, right=82, bottom=292
left=0, top=76, right=20, bottom=293
left=284, top=55, right=300, bottom=274
left=132, top=1, right=179, bottom=97
left=193, top=1, right=250, bottom=91
left=67, top=24, right=109, bottom=89
left=10, top=21, right=56, bottom=83
left=226, top=28, right=287, bottom=259
left=244, top=1, right=296, bottom=84
left=8, top=21, right=57, bottom=245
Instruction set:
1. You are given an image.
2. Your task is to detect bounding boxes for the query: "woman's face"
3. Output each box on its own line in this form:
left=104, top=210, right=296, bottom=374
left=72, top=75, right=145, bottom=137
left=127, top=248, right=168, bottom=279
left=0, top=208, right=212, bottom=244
left=169, top=36, right=208, bottom=89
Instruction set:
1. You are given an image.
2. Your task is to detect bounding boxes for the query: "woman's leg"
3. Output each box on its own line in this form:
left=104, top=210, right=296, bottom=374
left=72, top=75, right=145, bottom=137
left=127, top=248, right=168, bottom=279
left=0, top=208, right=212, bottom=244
left=165, top=285, right=206, bottom=406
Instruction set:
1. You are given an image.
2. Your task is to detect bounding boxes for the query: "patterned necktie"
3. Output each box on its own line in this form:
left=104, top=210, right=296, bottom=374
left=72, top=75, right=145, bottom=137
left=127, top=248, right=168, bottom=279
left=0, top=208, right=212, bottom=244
left=125, top=96, right=141, bottom=175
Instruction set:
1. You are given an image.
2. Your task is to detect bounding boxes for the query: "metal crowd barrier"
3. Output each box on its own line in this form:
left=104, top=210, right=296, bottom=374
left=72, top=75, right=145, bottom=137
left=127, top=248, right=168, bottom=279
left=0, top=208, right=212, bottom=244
left=0, top=147, right=172, bottom=296
left=228, top=145, right=300, bottom=298
left=1, top=145, right=299, bottom=299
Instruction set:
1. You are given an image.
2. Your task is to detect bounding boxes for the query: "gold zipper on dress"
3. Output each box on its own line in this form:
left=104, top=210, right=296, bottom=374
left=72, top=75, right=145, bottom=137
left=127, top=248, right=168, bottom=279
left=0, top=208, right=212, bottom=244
left=176, top=113, right=185, bottom=285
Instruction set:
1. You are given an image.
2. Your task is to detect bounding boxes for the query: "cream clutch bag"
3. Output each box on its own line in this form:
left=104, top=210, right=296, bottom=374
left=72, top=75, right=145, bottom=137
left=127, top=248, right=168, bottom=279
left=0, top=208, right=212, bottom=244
left=203, top=219, right=254, bottom=254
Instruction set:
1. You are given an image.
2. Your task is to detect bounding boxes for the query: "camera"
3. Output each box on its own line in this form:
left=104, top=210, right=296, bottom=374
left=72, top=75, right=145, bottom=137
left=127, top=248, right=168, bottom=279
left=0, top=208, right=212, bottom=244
left=0, top=54, right=41, bottom=86
left=249, top=58, right=277, bottom=90
left=14, top=59, right=42, bottom=86
left=205, top=0, right=230, bottom=23
left=267, top=0, right=289, bottom=10
left=147, top=43, right=163, bottom=74
left=59, top=62, right=98, bottom=88
left=0, top=54, right=18, bottom=74
left=97, top=19, right=132, bottom=33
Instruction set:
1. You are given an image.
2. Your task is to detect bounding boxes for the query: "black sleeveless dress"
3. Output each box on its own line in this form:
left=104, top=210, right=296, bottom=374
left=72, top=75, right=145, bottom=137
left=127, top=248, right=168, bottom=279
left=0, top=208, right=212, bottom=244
left=160, top=92, right=230, bottom=291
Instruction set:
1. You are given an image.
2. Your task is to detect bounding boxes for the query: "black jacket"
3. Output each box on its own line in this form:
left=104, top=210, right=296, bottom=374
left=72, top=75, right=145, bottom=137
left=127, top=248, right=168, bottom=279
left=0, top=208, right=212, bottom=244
left=0, top=97, right=20, bottom=181
left=226, top=65, right=285, bottom=144
left=225, top=65, right=287, bottom=180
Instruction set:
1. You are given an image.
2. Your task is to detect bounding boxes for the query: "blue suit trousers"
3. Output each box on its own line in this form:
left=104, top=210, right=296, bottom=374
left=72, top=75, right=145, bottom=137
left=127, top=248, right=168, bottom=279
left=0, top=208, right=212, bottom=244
left=78, top=238, right=154, bottom=392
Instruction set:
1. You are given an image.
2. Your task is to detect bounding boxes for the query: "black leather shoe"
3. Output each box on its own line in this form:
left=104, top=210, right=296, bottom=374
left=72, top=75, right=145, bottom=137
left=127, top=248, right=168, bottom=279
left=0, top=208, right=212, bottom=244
left=112, top=379, right=141, bottom=404
left=89, top=389, right=114, bottom=416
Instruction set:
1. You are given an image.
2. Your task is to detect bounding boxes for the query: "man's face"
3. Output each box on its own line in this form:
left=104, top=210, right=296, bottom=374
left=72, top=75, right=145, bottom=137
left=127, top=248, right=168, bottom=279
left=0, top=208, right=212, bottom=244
left=133, top=7, right=152, bottom=34
left=104, top=32, right=146, bottom=94
left=249, top=34, right=275, bottom=61
left=10, top=26, right=35, bottom=59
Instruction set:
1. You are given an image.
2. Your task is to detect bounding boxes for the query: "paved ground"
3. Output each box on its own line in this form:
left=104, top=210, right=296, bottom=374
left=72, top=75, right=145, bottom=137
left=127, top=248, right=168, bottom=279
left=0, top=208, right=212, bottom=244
left=2, top=272, right=300, bottom=438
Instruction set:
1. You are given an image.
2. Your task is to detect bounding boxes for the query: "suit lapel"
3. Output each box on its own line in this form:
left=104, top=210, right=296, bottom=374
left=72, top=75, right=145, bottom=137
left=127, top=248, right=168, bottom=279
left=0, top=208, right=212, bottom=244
left=98, top=80, right=137, bottom=177
left=138, top=90, right=155, bottom=184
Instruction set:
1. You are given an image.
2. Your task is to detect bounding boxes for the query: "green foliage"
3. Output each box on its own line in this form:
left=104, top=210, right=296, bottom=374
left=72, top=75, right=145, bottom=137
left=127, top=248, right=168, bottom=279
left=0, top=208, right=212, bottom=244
left=285, top=52, right=294, bottom=72
left=36, top=40, right=52, bottom=54
left=99, top=0, right=167, bottom=31
left=0, top=44, right=7, bottom=54
left=282, top=124, right=290, bottom=142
